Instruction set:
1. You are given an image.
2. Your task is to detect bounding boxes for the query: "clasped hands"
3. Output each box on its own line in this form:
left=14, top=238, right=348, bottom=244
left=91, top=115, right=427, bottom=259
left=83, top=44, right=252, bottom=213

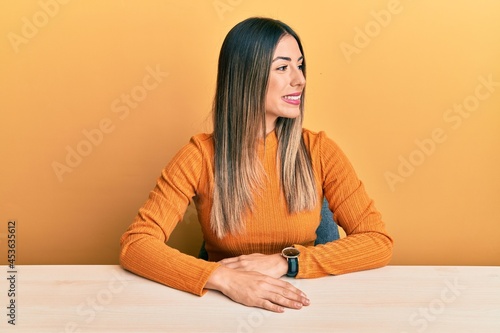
left=205, top=253, right=310, bottom=313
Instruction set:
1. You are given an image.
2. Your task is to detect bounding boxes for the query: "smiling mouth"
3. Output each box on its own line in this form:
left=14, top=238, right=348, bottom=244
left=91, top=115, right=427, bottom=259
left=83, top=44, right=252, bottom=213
left=282, top=94, right=301, bottom=105
left=282, top=94, right=301, bottom=101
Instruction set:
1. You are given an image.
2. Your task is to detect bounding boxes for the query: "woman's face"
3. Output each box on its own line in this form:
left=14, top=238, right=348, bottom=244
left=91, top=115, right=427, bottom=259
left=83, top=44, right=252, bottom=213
left=265, top=34, right=306, bottom=134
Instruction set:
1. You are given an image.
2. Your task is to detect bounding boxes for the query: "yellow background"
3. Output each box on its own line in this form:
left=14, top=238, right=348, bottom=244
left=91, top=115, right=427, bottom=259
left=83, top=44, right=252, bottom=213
left=1, top=0, right=499, bottom=266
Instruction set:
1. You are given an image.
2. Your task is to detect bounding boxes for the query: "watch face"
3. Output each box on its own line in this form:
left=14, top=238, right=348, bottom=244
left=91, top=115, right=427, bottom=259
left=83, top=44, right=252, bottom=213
left=282, top=247, right=300, bottom=258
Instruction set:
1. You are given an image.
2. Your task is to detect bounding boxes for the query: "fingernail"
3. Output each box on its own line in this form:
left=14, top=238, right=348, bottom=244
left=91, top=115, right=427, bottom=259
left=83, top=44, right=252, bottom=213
left=304, top=298, right=310, bottom=305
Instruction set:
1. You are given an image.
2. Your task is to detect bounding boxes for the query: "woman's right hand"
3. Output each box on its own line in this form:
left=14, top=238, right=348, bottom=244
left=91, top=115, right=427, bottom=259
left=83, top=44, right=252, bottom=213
left=204, top=266, right=310, bottom=312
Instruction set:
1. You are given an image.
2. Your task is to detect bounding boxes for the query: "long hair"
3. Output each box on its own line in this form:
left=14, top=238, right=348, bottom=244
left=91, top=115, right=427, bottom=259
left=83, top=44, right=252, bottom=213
left=211, top=17, right=317, bottom=238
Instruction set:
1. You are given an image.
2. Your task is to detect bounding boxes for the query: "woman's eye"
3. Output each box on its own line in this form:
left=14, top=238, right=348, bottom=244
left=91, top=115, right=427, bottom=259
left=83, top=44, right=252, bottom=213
left=298, top=64, right=304, bottom=71
left=277, top=65, right=288, bottom=71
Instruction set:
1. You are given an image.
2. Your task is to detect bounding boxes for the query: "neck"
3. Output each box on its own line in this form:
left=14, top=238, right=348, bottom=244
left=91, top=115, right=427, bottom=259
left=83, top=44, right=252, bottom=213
left=265, top=120, right=277, bottom=135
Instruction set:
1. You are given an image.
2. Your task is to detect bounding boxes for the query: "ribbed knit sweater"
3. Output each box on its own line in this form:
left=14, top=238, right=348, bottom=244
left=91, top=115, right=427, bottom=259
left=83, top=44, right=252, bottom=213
left=119, top=129, right=393, bottom=296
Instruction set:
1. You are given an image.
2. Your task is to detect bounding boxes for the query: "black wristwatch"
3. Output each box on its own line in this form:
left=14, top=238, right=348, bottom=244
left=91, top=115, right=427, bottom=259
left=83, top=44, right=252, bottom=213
left=281, top=246, right=300, bottom=277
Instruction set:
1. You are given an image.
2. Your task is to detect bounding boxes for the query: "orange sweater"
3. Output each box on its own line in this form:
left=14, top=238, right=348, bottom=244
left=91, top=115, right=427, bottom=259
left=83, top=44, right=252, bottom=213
left=120, top=129, right=393, bottom=296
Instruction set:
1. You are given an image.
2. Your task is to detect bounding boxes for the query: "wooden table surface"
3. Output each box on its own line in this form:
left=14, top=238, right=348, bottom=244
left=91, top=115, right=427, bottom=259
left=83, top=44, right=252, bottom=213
left=1, top=265, right=499, bottom=332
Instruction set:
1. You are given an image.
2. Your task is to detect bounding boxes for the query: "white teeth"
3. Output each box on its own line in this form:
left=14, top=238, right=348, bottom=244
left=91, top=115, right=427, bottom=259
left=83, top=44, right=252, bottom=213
left=283, top=95, right=301, bottom=100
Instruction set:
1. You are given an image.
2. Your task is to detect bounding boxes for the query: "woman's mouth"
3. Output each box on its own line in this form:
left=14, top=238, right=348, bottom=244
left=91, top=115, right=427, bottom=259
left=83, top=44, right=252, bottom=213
left=282, top=93, right=301, bottom=105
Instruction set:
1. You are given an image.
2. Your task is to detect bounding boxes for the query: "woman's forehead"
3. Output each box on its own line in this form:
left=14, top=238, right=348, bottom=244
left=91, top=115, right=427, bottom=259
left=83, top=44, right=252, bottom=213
left=273, top=35, right=303, bottom=59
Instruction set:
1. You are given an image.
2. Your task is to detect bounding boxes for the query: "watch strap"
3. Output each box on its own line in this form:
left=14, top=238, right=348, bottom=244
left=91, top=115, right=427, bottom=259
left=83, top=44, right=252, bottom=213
left=286, top=257, right=298, bottom=277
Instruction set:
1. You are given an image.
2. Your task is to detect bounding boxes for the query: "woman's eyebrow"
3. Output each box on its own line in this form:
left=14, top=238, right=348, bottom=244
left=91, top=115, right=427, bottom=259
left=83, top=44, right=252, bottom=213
left=272, top=56, right=304, bottom=62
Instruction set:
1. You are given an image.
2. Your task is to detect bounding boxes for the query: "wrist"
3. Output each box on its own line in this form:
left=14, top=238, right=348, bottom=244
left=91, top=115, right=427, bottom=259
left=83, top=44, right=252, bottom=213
left=205, top=265, right=230, bottom=293
left=275, top=253, right=289, bottom=277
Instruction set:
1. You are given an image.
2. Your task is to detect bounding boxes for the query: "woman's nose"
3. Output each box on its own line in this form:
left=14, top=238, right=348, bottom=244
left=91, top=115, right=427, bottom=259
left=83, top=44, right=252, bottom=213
left=291, top=67, right=305, bottom=87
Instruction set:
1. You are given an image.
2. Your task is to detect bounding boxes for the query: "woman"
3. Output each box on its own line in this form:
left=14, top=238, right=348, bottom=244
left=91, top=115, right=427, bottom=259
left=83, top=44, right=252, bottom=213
left=120, top=17, right=393, bottom=313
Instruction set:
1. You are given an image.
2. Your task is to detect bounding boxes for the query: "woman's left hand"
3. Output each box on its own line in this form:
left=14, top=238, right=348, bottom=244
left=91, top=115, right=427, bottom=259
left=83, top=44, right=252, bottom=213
left=218, top=253, right=288, bottom=278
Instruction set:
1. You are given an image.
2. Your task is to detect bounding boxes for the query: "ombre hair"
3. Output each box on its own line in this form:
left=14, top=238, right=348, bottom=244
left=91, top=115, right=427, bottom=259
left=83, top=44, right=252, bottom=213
left=211, top=17, right=317, bottom=238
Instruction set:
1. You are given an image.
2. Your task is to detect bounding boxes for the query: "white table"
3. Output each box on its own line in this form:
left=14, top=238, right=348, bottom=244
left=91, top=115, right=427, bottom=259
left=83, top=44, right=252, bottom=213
left=1, top=265, right=499, bottom=332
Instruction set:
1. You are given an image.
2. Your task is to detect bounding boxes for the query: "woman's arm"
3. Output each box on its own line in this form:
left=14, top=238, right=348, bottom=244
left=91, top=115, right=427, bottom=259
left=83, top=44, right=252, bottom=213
left=294, top=131, right=394, bottom=278
left=120, top=138, right=220, bottom=295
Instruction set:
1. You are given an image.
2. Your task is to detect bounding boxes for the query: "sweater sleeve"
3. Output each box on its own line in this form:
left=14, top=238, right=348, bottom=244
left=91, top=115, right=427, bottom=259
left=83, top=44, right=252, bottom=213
left=119, top=137, right=220, bottom=296
left=294, top=131, right=393, bottom=278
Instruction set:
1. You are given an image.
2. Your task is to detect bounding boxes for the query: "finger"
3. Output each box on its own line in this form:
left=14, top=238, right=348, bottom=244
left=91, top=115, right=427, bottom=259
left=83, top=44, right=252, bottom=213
left=260, top=299, right=285, bottom=313
left=255, top=286, right=308, bottom=311
left=218, top=256, right=240, bottom=265
left=270, top=292, right=307, bottom=310
left=266, top=279, right=310, bottom=305
left=219, top=253, right=264, bottom=264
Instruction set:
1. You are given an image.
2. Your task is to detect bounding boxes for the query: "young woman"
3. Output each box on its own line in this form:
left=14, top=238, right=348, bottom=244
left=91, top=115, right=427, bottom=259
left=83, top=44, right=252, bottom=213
left=120, top=17, right=393, bottom=313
